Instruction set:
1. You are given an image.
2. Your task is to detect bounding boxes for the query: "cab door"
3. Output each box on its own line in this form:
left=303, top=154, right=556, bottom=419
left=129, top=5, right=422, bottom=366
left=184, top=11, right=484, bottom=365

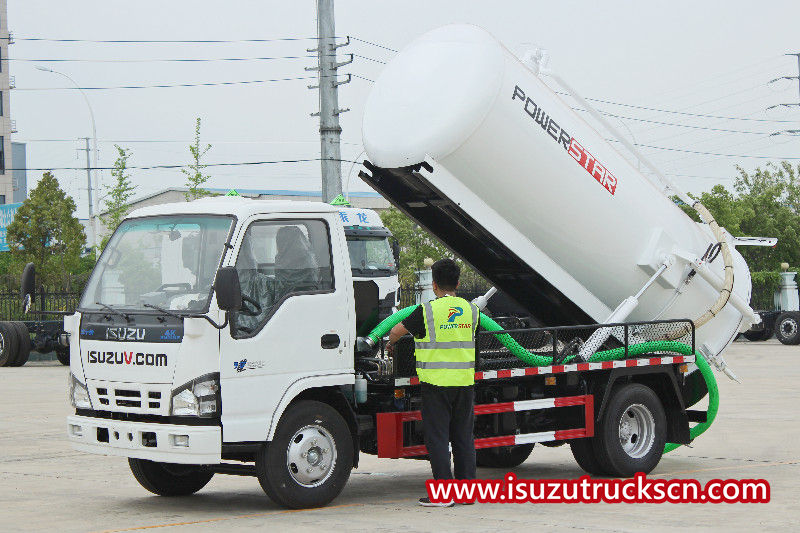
left=219, top=213, right=354, bottom=443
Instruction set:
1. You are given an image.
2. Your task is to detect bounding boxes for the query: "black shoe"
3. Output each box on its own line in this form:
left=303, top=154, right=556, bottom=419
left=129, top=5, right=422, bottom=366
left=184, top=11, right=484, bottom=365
left=418, top=497, right=454, bottom=507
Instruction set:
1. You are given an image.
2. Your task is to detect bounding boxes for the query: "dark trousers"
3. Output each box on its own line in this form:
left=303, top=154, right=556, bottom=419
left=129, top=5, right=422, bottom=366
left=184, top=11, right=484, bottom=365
left=420, top=383, right=476, bottom=480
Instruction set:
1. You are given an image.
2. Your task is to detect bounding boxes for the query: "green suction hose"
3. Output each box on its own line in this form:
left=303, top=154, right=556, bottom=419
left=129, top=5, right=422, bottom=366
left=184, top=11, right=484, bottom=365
left=366, top=304, right=718, bottom=452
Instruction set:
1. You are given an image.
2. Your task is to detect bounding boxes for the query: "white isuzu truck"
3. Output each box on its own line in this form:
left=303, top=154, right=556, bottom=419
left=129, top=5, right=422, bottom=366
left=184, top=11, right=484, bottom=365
left=48, top=25, right=762, bottom=509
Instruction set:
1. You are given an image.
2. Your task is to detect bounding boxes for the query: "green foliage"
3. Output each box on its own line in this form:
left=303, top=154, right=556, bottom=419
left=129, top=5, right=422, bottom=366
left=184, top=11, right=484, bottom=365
left=749, top=270, right=781, bottom=311
left=182, top=117, right=213, bottom=201
left=380, top=207, right=487, bottom=289
left=6, top=172, right=87, bottom=290
left=685, top=162, right=800, bottom=272
left=102, top=145, right=137, bottom=248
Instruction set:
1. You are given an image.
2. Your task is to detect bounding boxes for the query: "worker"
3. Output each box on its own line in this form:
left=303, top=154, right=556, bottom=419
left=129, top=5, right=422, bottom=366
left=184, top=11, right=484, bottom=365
left=388, top=258, right=479, bottom=507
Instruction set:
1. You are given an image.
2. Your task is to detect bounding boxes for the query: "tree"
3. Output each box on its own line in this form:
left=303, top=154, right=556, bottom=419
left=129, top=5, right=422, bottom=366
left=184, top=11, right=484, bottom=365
left=6, top=172, right=87, bottom=290
left=182, top=117, right=213, bottom=201
left=678, top=162, right=800, bottom=272
left=380, top=207, right=487, bottom=289
left=102, top=145, right=137, bottom=248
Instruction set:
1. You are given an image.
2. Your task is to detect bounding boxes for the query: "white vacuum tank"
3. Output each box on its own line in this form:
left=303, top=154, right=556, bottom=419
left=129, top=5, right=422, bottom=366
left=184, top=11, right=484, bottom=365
left=362, top=24, right=755, bottom=360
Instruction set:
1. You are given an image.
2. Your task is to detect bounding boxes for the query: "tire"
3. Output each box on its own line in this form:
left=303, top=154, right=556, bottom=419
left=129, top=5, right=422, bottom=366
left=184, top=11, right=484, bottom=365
left=128, top=459, right=214, bottom=496
left=569, top=438, right=606, bottom=476
left=742, top=328, right=771, bottom=342
left=55, top=348, right=70, bottom=366
left=0, top=322, right=20, bottom=368
left=591, top=383, right=666, bottom=477
left=775, top=312, right=800, bottom=345
left=476, top=444, right=534, bottom=468
left=256, top=400, right=353, bottom=509
left=10, top=322, right=31, bottom=367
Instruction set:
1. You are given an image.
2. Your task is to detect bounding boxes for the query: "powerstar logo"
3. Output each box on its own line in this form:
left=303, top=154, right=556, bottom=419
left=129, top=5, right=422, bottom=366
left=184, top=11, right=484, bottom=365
left=87, top=350, right=167, bottom=367
left=512, top=85, right=617, bottom=195
left=447, top=307, right=464, bottom=323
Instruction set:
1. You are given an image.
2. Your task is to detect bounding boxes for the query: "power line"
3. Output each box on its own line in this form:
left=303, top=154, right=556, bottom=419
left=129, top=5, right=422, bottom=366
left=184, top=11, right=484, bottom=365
left=5, top=36, right=332, bottom=43
left=10, top=55, right=321, bottom=63
left=16, top=74, right=346, bottom=90
left=10, top=158, right=362, bottom=172
left=351, top=73, right=375, bottom=83
left=579, top=109, right=771, bottom=135
left=349, top=36, right=397, bottom=53
left=631, top=142, right=800, bottom=160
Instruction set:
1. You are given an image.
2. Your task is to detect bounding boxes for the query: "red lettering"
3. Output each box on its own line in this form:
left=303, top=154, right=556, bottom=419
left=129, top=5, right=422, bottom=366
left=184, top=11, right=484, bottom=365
left=124, top=352, right=132, bottom=364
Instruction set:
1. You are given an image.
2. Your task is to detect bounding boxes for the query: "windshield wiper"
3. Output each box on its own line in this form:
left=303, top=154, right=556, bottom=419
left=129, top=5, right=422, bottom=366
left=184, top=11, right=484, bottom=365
left=143, top=303, right=182, bottom=320
left=95, top=302, right=130, bottom=321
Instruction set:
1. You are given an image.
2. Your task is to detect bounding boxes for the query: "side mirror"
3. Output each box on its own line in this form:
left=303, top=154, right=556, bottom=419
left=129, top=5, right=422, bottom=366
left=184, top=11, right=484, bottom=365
left=20, top=263, right=35, bottom=314
left=391, top=239, right=400, bottom=266
left=214, top=266, right=242, bottom=312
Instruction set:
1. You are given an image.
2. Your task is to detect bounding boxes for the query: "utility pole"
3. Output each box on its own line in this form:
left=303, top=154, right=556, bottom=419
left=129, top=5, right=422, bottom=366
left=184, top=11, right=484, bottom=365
left=768, top=53, right=800, bottom=136
left=78, top=137, right=98, bottom=250
left=307, top=0, right=352, bottom=202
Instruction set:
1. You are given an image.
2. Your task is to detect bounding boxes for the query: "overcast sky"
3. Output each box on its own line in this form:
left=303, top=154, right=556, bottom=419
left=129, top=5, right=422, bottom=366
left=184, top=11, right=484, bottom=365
left=9, top=1, right=800, bottom=218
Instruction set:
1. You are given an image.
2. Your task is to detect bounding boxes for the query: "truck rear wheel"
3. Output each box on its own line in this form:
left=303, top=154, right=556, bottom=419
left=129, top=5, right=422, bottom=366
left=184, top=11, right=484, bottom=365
left=476, top=444, right=534, bottom=468
left=0, top=322, right=19, bottom=368
left=569, top=438, right=606, bottom=475
left=128, top=459, right=214, bottom=496
left=256, top=400, right=353, bottom=509
left=591, top=383, right=666, bottom=477
left=10, top=322, right=31, bottom=366
left=775, top=312, right=800, bottom=345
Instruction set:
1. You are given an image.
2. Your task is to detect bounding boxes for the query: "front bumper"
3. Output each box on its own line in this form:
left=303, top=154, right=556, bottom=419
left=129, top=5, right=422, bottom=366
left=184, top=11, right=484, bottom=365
left=67, top=415, right=221, bottom=464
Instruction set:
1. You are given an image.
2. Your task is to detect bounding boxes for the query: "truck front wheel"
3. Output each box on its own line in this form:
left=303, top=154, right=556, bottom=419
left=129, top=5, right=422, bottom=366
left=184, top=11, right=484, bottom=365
left=128, top=459, right=214, bottom=496
left=775, top=312, right=800, bottom=345
left=256, top=400, right=353, bottom=509
left=476, top=444, right=534, bottom=468
left=591, top=383, right=666, bottom=477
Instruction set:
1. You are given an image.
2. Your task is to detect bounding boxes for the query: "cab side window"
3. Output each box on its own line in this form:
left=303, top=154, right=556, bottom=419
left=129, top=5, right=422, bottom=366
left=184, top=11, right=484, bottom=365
left=232, top=219, right=334, bottom=337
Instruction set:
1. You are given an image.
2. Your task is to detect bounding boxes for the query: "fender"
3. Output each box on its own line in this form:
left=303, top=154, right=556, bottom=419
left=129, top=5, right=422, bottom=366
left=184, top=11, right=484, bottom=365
left=266, top=373, right=355, bottom=441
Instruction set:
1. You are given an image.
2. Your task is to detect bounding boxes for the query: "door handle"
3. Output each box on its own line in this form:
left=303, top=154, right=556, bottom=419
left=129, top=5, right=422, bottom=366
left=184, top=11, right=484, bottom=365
left=321, top=333, right=340, bottom=349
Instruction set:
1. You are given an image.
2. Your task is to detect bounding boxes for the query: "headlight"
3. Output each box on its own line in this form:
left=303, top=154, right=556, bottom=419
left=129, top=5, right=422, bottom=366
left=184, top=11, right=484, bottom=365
left=69, top=374, right=92, bottom=409
left=171, top=373, right=220, bottom=417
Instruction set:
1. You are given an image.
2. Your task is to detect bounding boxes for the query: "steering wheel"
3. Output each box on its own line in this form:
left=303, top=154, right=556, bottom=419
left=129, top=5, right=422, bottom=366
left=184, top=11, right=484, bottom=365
left=239, top=294, right=263, bottom=316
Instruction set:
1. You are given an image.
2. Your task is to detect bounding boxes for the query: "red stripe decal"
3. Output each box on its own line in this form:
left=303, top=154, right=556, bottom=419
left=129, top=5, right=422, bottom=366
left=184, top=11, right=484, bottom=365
left=410, top=377, right=420, bottom=385
left=555, top=428, right=587, bottom=440
left=577, top=363, right=590, bottom=371
left=552, top=365, right=564, bottom=373
left=474, top=435, right=516, bottom=449
left=474, top=402, right=516, bottom=415
left=649, top=357, right=661, bottom=366
left=601, top=361, right=613, bottom=369
left=497, top=369, right=512, bottom=379
left=673, top=356, right=684, bottom=363
left=526, top=367, right=539, bottom=375
left=625, top=359, right=637, bottom=367
left=474, top=372, right=484, bottom=380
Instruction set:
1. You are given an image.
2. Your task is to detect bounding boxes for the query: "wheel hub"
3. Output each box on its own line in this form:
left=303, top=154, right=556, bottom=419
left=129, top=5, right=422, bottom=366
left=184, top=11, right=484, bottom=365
left=782, top=319, right=797, bottom=336
left=286, top=424, right=337, bottom=487
left=618, top=403, right=655, bottom=459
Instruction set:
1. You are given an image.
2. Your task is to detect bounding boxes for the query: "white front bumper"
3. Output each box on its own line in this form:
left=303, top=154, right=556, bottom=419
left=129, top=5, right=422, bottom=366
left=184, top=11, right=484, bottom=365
left=67, top=415, right=221, bottom=464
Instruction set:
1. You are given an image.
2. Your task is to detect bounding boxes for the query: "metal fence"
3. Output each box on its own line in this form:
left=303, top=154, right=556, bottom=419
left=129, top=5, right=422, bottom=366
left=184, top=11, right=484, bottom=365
left=0, top=290, right=81, bottom=321
left=397, top=285, right=490, bottom=309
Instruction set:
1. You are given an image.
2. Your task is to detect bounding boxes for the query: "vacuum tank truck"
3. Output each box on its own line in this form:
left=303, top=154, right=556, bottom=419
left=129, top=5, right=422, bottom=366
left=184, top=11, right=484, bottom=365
left=54, top=24, right=756, bottom=509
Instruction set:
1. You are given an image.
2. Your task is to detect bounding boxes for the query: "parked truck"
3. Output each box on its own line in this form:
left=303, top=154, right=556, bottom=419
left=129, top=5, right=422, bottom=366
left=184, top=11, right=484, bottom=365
left=54, top=25, right=761, bottom=509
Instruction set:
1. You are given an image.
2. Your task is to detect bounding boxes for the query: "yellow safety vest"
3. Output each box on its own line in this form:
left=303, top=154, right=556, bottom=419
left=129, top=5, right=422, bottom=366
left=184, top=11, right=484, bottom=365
left=414, top=295, right=479, bottom=387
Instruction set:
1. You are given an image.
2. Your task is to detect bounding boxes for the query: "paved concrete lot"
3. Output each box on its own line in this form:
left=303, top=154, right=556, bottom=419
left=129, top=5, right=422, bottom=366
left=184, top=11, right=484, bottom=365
left=1, top=340, right=798, bottom=532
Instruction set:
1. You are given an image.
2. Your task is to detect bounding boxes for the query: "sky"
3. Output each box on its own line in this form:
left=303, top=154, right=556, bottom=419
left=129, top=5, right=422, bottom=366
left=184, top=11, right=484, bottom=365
left=8, top=0, right=800, bottom=219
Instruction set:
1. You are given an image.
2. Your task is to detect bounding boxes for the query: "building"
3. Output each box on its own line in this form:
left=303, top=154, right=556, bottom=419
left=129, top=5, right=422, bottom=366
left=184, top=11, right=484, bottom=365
left=11, top=141, right=26, bottom=202
left=0, top=0, right=13, bottom=205
left=90, top=187, right=391, bottom=239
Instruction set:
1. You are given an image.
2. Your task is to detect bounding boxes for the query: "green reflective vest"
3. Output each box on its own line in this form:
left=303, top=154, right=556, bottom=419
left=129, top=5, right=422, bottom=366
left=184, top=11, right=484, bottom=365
left=414, top=295, right=478, bottom=387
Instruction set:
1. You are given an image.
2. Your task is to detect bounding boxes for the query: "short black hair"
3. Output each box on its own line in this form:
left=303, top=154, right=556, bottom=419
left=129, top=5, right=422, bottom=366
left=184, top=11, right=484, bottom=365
left=431, top=258, right=460, bottom=291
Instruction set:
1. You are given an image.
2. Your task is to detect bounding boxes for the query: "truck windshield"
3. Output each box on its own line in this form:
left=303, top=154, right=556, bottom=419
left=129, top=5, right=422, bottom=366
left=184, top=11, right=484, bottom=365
left=346, top=236, right=397, bottom=277
left=79, top=215, right=234, bottom=313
